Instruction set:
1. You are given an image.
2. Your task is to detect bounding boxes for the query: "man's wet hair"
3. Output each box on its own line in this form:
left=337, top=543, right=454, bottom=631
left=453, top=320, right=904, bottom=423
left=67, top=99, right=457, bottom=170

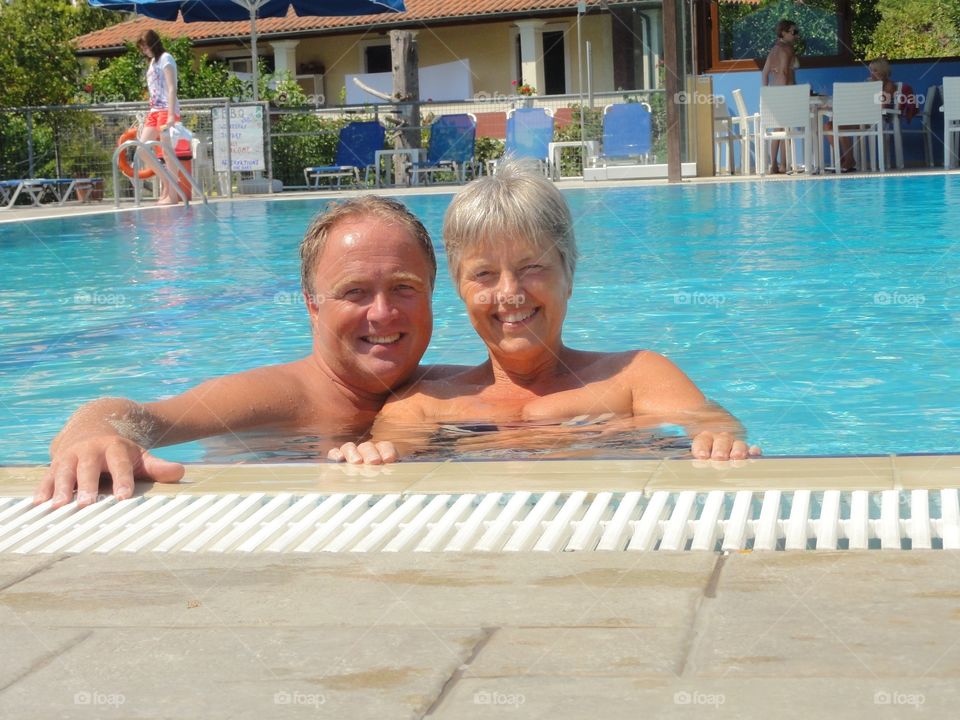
left=300, top=196, right=437, bottom=296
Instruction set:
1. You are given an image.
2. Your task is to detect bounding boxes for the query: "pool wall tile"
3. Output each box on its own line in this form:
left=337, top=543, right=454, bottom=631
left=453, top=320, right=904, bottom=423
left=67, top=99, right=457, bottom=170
left=647, top=456, right=896, bottom=492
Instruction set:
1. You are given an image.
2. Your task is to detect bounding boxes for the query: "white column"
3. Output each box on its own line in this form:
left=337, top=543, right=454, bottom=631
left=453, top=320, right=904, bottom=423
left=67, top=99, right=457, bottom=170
left=515, top=20, right=546, bottom=92
left=270, top=40, right=300, bottom=79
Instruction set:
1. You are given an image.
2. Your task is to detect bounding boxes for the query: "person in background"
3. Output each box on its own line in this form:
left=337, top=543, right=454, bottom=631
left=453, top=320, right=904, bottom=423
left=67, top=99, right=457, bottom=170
left=761, top=19, right=800, bottom=174
left=824, top=58, right=917, bottom=172
left=136, top=29, right=182, bottom=205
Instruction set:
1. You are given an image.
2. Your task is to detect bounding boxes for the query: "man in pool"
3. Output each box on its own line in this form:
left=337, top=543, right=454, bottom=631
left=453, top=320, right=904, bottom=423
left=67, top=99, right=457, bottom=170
left=35, top=196, right=441, bottom=507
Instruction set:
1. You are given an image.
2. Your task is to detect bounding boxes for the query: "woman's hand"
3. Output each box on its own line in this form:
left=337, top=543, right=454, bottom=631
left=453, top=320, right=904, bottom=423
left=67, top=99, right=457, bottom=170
left=327, top=441, right=399, bottom=465
left=691, top=431, right=761, bottom=461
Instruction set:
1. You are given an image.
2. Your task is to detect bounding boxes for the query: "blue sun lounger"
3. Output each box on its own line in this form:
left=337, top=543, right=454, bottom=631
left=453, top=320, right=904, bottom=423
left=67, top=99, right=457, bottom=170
left=591, top=102, right=654, bottom=166
left=497, top=107, right=555, bottom=174
left=304, top=121, right=385, bottom=189
left=409, top=113, right=477, bottom=184
left=1, top=177, right=104, bottom=209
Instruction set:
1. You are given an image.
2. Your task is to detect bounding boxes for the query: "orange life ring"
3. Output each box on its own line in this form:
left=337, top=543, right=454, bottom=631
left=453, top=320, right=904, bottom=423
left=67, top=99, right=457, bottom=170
left=116, top=127, right=155, bottom=180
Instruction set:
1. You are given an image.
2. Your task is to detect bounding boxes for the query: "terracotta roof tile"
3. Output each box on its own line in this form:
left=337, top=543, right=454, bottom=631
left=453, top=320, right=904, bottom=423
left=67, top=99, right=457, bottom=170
left=74, top=0, right=603, bottom=52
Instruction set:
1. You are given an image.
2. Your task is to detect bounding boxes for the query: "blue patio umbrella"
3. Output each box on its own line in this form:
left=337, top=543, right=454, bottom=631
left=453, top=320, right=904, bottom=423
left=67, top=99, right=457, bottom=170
left=88, top=0, right=406, bottom=101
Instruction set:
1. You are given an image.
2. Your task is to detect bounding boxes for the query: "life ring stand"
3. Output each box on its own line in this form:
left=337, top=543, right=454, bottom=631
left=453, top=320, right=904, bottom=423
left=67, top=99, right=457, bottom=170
left=116, top=127, right=155, bottom=180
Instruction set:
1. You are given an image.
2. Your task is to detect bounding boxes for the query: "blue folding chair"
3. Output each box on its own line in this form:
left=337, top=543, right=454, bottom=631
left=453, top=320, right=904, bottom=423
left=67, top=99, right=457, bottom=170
left=304, top=121, right=385, bottom=189
left=593, top=102, right=653, bottom=166
left=409, top=114, right=477, bottom=184
left=489, top=107, right=555, bottom=175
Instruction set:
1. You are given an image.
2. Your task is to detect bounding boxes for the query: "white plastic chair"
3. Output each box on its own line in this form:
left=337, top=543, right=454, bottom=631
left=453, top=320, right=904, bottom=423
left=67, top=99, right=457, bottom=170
left=826, top=81, right=885, bottom=174
left=731, top=88, right=759, bottom=175
left=759, top=83, right=812, bottom=175
left=713, top=97, right=738, bottom=174
left=942, top=77, right=960, bottom=169
left=896, top=84, right=938, bottom=168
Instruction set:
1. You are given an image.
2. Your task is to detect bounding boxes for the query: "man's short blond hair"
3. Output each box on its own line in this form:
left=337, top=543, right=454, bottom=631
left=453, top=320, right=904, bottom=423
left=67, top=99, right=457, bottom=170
left=869, top=58, right=891, bottom=80
left=299, top=196, right=437, bottom=296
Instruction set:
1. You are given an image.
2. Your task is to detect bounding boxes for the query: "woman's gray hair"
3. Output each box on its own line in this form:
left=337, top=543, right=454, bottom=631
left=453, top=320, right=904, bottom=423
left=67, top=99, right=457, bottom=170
left=442, top=157, right=578, bottom=287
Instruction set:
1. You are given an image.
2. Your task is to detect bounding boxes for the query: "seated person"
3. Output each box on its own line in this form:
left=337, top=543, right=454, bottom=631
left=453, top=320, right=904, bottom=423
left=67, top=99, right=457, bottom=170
left=824, top=58, right=915, bottom=172
left=330, top=160, right=761, bottom=465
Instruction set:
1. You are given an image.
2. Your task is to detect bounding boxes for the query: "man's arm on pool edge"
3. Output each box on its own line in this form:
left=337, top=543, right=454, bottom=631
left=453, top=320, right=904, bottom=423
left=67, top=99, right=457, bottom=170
left=37, top=364, right=313, bottom=508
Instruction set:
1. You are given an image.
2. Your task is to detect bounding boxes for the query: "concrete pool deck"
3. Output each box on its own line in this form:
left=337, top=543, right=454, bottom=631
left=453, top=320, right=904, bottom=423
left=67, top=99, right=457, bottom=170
left=1, top=166, right=956, bottom=224
left=2, top=457, right=960, bottom=718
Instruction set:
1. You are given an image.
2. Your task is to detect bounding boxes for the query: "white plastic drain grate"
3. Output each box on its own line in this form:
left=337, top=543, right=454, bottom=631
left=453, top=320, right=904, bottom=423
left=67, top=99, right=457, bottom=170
left=1, top=489, right=958, bottom=554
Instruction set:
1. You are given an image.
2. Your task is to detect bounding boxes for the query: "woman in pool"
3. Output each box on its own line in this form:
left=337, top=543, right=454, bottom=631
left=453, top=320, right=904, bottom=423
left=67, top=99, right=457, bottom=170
left=329, top=160, right=761, bottom=464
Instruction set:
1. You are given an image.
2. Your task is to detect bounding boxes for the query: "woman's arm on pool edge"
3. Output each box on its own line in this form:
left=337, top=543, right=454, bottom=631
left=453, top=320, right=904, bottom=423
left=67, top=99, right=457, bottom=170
left=38, top=363, right=314, bottom=507
left=628, top=351, right=761, bottom=460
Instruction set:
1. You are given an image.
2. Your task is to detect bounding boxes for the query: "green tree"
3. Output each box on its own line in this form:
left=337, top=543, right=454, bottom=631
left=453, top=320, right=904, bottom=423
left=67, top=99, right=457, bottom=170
left=867, top=0, right=960, bottom=58
left=0, top=0, right=116, bottom=108
left=89, top=37, right=245, bottom=102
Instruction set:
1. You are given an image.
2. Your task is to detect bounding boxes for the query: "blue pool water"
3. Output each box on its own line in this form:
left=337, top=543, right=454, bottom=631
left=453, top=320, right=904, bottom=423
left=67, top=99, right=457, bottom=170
left=2, top=175, right=958, bottom=463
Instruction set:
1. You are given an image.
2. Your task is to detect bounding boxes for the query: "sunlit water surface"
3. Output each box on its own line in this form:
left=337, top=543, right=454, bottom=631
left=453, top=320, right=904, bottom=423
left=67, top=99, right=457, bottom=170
left=2, top=175, right=958, bottom=463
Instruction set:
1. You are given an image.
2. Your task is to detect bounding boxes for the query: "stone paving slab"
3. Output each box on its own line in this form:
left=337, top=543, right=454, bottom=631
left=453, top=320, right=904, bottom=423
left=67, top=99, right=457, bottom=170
left=430, top=677, right=958, bottom=718
left=690, top=552, right=960, bottom=678
left=466, top=627, right=688, bottom=678
left=0, top=627, right=483, bottom=720
left=0, top=553, right=716, bottom=630
left=2, top=552, right=958, bottom=718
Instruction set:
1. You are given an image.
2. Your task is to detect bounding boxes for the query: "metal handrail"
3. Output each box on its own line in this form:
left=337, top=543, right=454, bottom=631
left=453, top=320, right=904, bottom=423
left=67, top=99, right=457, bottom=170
left=111, top=139, right=207, bottom=208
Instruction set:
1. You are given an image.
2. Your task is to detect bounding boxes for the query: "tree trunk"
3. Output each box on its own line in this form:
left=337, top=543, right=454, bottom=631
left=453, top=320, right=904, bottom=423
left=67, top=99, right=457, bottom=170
left=391, top=30, right=420, bottom=185
left=662, top=0, right=682, bottom=184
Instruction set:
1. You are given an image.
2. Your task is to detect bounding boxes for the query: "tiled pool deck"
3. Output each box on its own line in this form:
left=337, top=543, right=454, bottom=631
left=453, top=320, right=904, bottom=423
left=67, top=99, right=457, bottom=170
left=2, top=456, right=959, bottom=718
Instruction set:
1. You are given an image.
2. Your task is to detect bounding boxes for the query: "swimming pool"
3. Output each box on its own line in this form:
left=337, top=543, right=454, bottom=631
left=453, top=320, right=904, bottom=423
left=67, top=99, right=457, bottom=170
left=1, top=175, right=957, bottom=463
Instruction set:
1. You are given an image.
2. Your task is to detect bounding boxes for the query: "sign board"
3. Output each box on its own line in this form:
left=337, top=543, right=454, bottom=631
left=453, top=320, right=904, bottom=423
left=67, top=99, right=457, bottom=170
left=212, top=105, right=265, bottom=172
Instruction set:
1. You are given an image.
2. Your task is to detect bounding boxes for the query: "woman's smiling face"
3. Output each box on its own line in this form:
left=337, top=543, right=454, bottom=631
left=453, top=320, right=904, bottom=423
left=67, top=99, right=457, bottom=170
left=457, top=235, right=572, bottom=367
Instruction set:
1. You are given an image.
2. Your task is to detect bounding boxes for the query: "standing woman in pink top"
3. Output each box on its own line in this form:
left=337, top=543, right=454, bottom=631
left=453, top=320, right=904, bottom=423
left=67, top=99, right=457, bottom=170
left=137, top=29, right=181, bottom=205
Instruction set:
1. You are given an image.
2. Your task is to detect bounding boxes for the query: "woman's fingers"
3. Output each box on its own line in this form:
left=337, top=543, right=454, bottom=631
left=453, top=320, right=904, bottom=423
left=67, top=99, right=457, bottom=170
left=328, top=442, right=399, bottom=465
left=691, top=432, right=759, bottom=461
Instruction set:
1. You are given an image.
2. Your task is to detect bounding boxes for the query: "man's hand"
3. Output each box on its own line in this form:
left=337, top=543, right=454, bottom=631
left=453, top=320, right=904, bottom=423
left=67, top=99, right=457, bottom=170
left=35, top=437, right=184, bottom=508
left=327, top=441, right=399, bottom=465
left=691, top=431, right=761, bottom=461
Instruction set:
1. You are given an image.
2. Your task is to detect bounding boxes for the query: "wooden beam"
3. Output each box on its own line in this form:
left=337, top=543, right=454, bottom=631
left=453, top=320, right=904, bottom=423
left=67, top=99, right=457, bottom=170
left=662, top=0, right=682, bottom=183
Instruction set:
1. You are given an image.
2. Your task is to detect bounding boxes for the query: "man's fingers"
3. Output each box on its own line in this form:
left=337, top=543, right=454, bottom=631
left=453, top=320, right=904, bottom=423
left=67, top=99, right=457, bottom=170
left=34, top=467, right=55, bottom=505
left=749, top=445, right=762, bottom=457
left=105, top=444, right=136, bottom=501
left=339, top=443, right=362, bottom=464
left=327, top=447, right=345, bottom=462
left=51, top=455, right=80, bottom=508
left=75, top=457, right=104, bottom=507
left=710, top=433, right=735, bottom=460
left=728, top=440, right=749, bottom=461
left=357, top=442, right=385, bottom=465
left=138, top=451, right=185, bottom=485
